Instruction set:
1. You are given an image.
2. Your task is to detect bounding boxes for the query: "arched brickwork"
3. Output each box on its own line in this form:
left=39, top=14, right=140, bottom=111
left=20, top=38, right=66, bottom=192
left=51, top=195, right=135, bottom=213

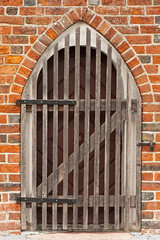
left=12, top=7, right=151, bottom=101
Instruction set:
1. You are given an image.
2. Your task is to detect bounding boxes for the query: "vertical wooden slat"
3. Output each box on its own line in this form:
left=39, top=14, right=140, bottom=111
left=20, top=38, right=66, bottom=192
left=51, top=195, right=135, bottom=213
left=52, top=43, right=58, bottom=230
left=136, top=92, right=142, bottom=231
left=63, top=34, right=69, bottom=230
left=83, top=28, right=91, bottom=230
left=21, top=104, right=27, bottom=230
left=124, top=71, right=131, bottom=231
left=93, top=34, right=101, bottom=228
left=114, top=57, right=121, bottom=230
left=73, top=27, right=80, bottom=229
left=42, top=58, right=48, bottom=230
left=32, top=73, right=37, bottom=230
left=104, top=45, right=112, bottom=229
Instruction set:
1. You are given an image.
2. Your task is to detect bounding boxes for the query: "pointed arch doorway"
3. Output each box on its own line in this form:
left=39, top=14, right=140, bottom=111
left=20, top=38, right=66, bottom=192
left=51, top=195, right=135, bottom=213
left=18, top=22, right=141, bottom=232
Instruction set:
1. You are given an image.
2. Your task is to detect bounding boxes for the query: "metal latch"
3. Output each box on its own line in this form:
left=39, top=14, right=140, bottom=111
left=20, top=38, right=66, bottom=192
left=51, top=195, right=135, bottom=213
left=137, top=142, right=155, bottom=152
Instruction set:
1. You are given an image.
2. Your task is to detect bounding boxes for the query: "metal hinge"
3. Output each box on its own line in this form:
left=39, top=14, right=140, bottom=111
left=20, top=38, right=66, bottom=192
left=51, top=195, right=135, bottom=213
left=137, top=142, right=155, bottom=151
left=17, top=197, right=77, bottom=204
left=16, top=99, right=76, bottom=106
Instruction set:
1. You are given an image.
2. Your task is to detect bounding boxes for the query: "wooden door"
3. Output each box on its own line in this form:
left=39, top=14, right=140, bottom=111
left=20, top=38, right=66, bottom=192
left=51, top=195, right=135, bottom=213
left=19, top=25, right=141, bottom=232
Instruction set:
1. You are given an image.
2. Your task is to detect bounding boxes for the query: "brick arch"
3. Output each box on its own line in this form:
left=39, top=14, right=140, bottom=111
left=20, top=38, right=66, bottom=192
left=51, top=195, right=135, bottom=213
left=12, top=7, right=151, bottom=102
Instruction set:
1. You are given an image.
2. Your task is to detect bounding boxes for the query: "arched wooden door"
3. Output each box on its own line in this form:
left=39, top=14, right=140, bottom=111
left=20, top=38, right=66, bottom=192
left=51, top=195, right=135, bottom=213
left=18, top=23, right=141, bottom=232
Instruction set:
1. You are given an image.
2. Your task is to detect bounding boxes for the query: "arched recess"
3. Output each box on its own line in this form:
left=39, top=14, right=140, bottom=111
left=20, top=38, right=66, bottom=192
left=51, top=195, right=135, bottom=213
left=18, top=22, right=141, bottom=232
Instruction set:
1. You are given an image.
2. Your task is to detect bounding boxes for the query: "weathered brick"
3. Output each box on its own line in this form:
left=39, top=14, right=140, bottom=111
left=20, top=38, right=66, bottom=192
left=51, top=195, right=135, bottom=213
left=39, top=34, right=52, bottom=46
left=0, top=222, right=21, bottom=231
left=9, top=213, right=20, bottom=220
left=105, top=16, right=127, bottom=25
left=38, top=0, right=61, bottom=5
left=95, top=6, right=118, bottom=15
left=9, top=174, right=20, bottom=182
left=0, top=135, right=7, bottom=143
left=8, top=134, right=20, bottom=143
left=26, top=17, right=52, bottom=25
left=126, top=35, right=151, bottom=44
left=90, top=15, right=102, bottom=29
left=0, top=65, right=18, bottom=75
left=142, top=192, right=154, bottom=201
left=142, top=221, right=160, bottom=229
left=116, top=26, right=139, bottom=34
left=0, top=16, right=24, bottom=25
left=24, top=0, right=36, bottom=5
left=1, top=0, right=22, bottom=6
left=9, top=193, right=20, bottom=201
left=142, top=163, right=160, bottom=171
left=128, top=0, right=152, bottom=5
left=8, top=154, right=20, bottom=163
left=139, top=55, right=151, bottom=63
left=141, top=26, right=160, bottom=34
left=144, top=65, right=158, bottom=74
left=142, top=133, right=154, bottom=142
left=11, top=46, right=23, bottom=54
left=63, top=0, right=86, bottom=6
left=3, top=36, right=28, bottom=44
left=0, top=155, right=5, bottom=162
left=33, top=41, right=47, bottom=55
left=120, top=7, right=144, bottom=15
left=13, top=26, right=36, bottom=35
left=102, top=0, right=125, bottom=5
left=147, top=46, right=160, bottom=54
left=46, top=7, right=70, bottom=15
left=20, top=7, right=44, bottom=15
left=89, top=0, right=100, bottom=5
left=6, top=7, right=18, bottom=15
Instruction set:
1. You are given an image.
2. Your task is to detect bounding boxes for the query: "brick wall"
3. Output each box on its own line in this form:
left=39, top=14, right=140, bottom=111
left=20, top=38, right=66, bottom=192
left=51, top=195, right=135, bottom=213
left=0, top=0, right=160, bottom=234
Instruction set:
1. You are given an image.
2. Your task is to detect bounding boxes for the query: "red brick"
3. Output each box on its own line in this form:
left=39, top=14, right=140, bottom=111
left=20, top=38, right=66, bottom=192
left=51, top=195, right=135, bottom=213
left=23, top=58, right=35, bottom=70
left=33, top=41, right=47, bottom=54
left=15, top=75, right=27, bottom=86
left=0, top=164, right=20, bottom=173
left=38, top=0, right=60, bottom=5
left=143, top=104, right=160, bottom=112
left=9, top=94, right=22, bottom=104
left=9, top=174, right=20, bottom=182
left=28, top=49, right=40, bottom=61
left=13, top=26, right=36, bottom=35
left=153, top=56, right=160, bottom=64
left=1, top=0, right=22, bottom=5
left=46, top=28, right=58, bottom=40
left=0, top=46, right=9, bottom=54
left=0, top=16, right=24, bottom=25
left=0, top=7, right=4, bottom=15
left=142, top=95, right=153, bottom=103
left=46, top=7, right=69, bottom=15
left=0, top=155, right=5, bottom=162
left=90, top=15, right=102, bottom=29
left=3, top=193, right=8, bottom=202
left=20, top=7, right=44, bottom=15
left=120, top=7, right=144, bottom=15
left=9, top=213, right=21, bottom=220
left=38, top=27, right=47, bottom=35
left=147, top=46, right=160, bottom=54
left=130, top=16, right=153, bottom=24
left=82, top=10, right=94, bottom=24
left=127, top=57, right=139, bottom=69
left=155, top=153, right=160, bottom=161
left=126, top=35, right=151, bottom=44
left=0, top=65, right=18, bottom=75
left=142, top=153, right=153, bottom=161
left=142, top=211, right=153, bottom=219
left=0, top=26, right=11, bottom=34
left=111, top=34, right=124, bottom=47
left=97, top=21, right=110, bottom=35
left=0, top=115, right=7, bottom=124
left=104, top=27, right=116, bottom=41
left=0, top=222, right=21, bottom=231
left=67, top=10, right=80, bottom=24
left=30, top=36, right=38, bottom=44
left=8, top=154, right=20, bottom=163
left=63, top=0, right=86, bottom=6
left=139, top=84, right=151, bottom=94
left=18, top=66, right=31, bottom=78
left=8, top=134, right=20, bottom=143
left=0, top=125, right=19, bottom=134
left=59, top=15, right=72, bottom=29
left=0, top=106, right=20, bottom=113
left=6, top=76, right=14, bottom=84
left=0, top=213, right=7, bottom=221
left=155, top=114, right=160, bottom=122
left=0, top=85, right=10, bottom=94
left=156, top=134, right=160, bottom=142
left=39, top=34, right=52, bottom=46
left=136, top=74, right=148, bottom=85
left=102, top=0, right=125, bottom=5
left=146, top=6, right=160, bottom=14
left=53, top=21, right=65, bottom=34
left=116, top=26, right=139, bottom=34
left=128, top=0, right=152, bottom=5
left=2, top=36, right=28, bottom=44
left=141, top=26, right=160, bottom=34
left=26, top=17, right=52, bottom=25
left=133, top=46, right=145, bottom=54
left=132, top=65, right=144, bottom=77
left=0, top=174, right=7, bottom=182
left=122, top=49, right=134, bottom=61
left=142, top=173, right=153, bottom=181
left=95, top=6, right=119, bottom=15
left=142, top=183, right=160, bottom=191
left=142, top=113, right=153, bottom=122
left=153, top=85, right=160, bottom=93
left=5, top=56, right=23, bottom=64
left=149, top=75, right=160, bottom=84
left=144, top=65, right=158, bottom=74
left=105, top=16, right=127, bottom=25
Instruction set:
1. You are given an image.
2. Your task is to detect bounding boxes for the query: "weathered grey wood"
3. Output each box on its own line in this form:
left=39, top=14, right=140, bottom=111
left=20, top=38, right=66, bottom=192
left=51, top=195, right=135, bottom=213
left=26, top=99, right=137, bottom=112
left=73, top=27, right=80, bottom=229
left=83, top=28, right=91, bottom=230
left=136, top=92, right=142, bottom=231
left=93, top=34, right=101, bottom=228
left=63, top=34, right=69, bottom=230
left=104, top=45, right=112, bottom=229
left=52, top=43, right=58, bottom=230
left=31, top=73, right=37, bottom=230
left=42, top=58, right=48, bottom=230
left=124, top=71, right=131, bottom=231
left=114, top=57, right=121, bottom=230
left=37, top=109, right=132, bottom=196
left=21, top=104, right=27, bottom=230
